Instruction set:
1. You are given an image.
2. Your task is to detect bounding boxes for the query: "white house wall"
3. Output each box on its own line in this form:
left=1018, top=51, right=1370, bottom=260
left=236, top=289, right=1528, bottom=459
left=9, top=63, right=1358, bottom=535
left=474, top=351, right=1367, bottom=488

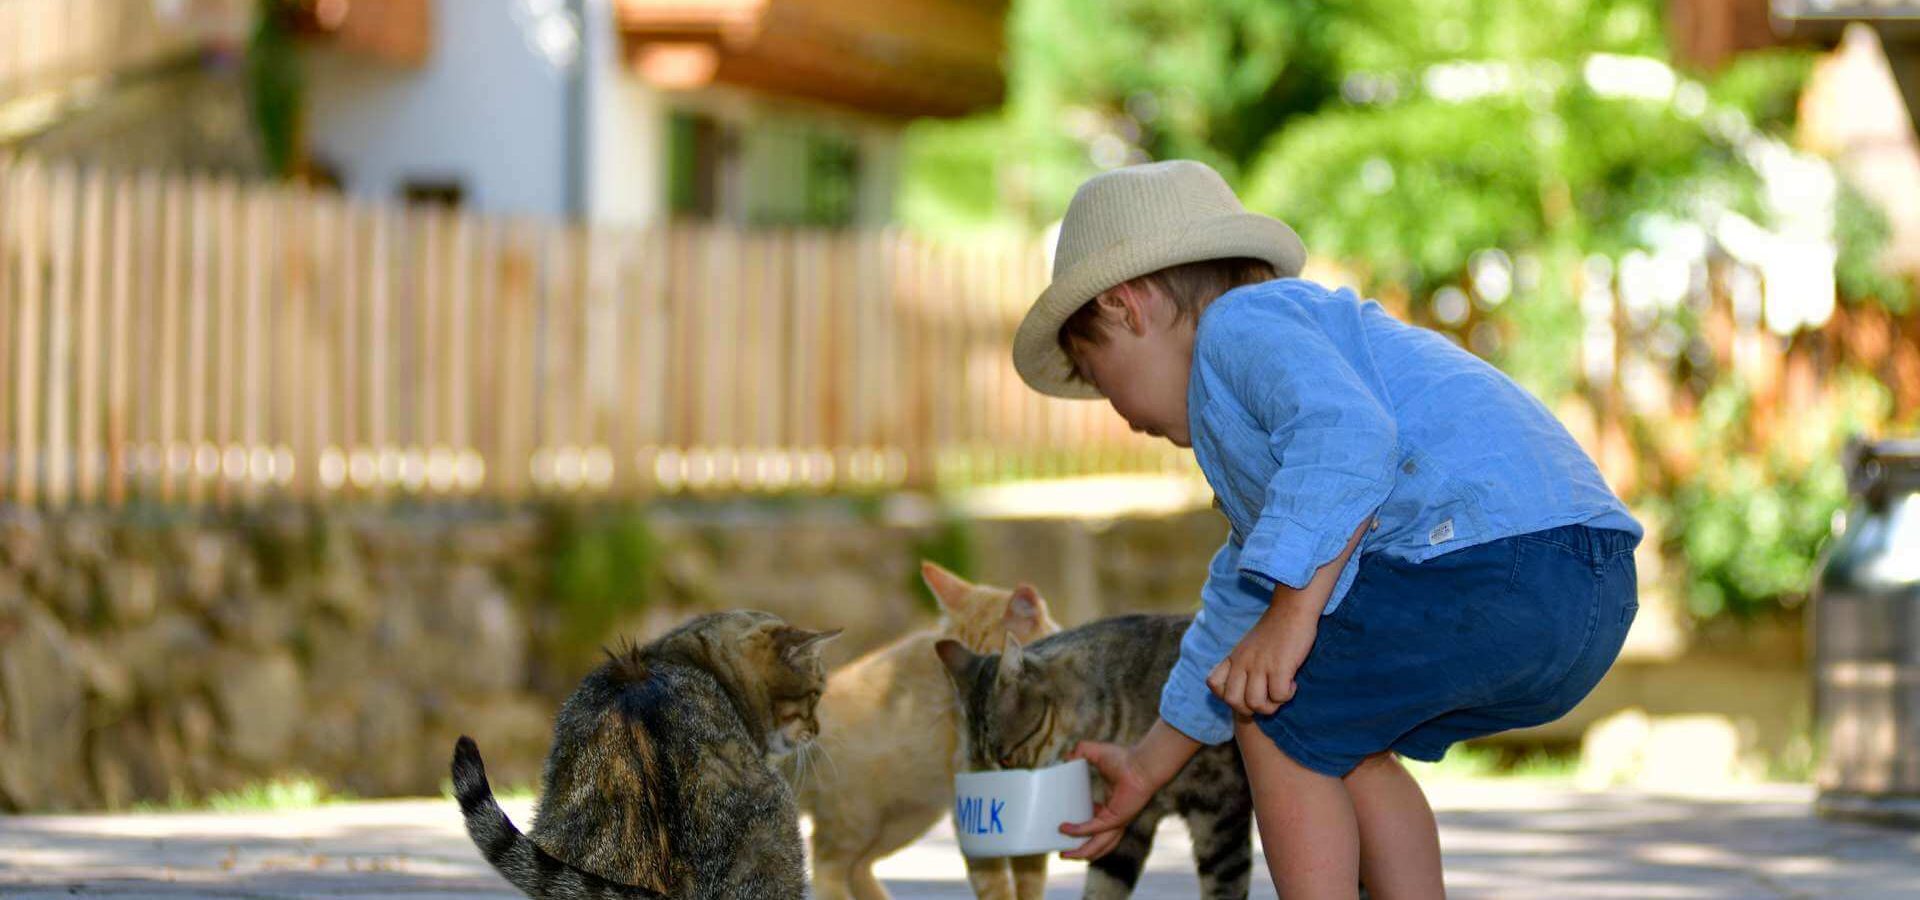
left=301, top=0, right=573, bottom=217
left=582, top=0, right=665, bottom=227
left=300, top=0, right=904, bottom=226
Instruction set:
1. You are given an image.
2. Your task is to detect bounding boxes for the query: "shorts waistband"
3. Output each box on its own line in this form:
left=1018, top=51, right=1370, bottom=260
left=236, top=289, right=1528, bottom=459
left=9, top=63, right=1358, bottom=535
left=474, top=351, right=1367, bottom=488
left=1513, top=523, right=1638, bottom=563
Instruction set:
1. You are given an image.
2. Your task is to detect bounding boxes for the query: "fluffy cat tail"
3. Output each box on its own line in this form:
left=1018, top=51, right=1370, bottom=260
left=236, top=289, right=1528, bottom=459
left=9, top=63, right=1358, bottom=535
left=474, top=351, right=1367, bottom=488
left=452, top=736, right=666, bottom=899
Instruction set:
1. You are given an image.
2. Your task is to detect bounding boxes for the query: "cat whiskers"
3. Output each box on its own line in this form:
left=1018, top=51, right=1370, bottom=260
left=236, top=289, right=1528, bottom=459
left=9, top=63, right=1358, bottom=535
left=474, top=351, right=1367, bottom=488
left=788, top=742, right=812, bottom=792
left=810, top=740, right=842, bottom=782
left=795, top=741, right=823, bottom=794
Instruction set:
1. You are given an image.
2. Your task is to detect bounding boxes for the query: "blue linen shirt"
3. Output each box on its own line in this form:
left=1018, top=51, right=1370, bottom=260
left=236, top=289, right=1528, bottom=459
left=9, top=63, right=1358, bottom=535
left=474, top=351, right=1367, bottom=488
left=1160, top=278, right=1642, bottom=745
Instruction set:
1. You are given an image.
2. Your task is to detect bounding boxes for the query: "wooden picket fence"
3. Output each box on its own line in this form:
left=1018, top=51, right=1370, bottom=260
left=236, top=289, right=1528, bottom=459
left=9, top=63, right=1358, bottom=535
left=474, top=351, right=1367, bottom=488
left=0, top=155, right=1182, bottom=508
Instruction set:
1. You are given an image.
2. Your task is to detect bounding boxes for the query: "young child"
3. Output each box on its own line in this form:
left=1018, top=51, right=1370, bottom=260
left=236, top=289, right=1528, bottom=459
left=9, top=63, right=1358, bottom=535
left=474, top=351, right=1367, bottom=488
left=1030, top=160, right=1641, bottom=898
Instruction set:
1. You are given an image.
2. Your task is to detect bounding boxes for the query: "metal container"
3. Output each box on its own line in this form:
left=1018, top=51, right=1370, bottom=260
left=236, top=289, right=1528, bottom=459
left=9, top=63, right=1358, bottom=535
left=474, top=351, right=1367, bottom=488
left=1813, top=438, right=1920, bottom=826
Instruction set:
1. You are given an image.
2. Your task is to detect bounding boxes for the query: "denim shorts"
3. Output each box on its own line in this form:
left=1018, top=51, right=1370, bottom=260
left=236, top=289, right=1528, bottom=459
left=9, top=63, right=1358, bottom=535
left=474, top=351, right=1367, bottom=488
left=1256, top=523, right=1639, bottom=777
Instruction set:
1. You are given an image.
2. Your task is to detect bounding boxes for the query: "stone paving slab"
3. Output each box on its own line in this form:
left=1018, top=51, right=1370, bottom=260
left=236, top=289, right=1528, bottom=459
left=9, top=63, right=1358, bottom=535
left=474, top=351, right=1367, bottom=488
left=3, top=782, right=1918, bottom=898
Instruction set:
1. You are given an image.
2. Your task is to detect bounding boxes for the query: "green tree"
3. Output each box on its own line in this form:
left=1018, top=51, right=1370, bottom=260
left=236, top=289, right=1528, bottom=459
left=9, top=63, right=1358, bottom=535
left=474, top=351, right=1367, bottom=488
left=903, top=0, right=1342, bottom=230
left=246, top=0, right=306, bottom=179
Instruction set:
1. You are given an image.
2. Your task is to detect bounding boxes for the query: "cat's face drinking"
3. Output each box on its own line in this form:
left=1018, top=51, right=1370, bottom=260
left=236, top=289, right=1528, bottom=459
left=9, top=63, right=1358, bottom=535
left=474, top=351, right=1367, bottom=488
left=936, top=637, right=1068, bottom=770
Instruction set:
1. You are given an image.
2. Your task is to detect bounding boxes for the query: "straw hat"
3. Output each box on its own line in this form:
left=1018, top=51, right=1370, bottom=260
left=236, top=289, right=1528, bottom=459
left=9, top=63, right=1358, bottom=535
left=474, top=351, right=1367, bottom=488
left=1012, top=160, right=1306, bottom=399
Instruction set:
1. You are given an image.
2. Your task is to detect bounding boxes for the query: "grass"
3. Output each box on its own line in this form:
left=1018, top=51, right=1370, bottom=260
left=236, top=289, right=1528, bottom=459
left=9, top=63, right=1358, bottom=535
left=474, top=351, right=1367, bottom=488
left=1403, top=743, right=1581, bottom=783
left=130, top=777, right=356, bottom=813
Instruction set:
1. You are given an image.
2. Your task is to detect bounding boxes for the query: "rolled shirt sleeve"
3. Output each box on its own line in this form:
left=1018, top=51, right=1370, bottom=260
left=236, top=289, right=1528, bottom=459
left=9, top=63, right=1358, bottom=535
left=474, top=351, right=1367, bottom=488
left=1159, top=540, right=1273, bottom=745
left=1205, top=295, right=1399, bottom=606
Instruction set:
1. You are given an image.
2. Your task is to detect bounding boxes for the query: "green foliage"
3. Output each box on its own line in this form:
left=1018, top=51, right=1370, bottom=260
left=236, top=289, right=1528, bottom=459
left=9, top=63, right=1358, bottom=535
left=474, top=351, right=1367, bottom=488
left=1704, top=50, right=1816, bottom=133
left=1403, top=742, right=1580, bottom=782
left=908, top=513, right=975, bottom=614
left=1490, top=248, right=1583, bottom=400
left=1644, top=373, right=1890, bottom=619
left=1009, top=0, right=1341, bottom=177
left=1244, top=98, right=1545, bottom=292
left=1329, top=0, right=1667, bottom=69
left=1245, top=18, right=1766, bottom=295
left=132, top=776, right=352, bottom=812
left=1835, top=180, right=1914, bottom=313
left=898, top=117, right=1030, bottom=237
left=545, top=506, right=661, bottom=653
left=246, top=0, right=305, bottom=179
left=904, top=0, right=1343, bottom=230
left=1655, top=454, right=1846, bottom=619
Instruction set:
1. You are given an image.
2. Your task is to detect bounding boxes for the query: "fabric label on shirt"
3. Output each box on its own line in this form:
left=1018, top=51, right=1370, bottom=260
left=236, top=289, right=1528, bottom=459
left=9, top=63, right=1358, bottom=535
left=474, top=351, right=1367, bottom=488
left=1428, top=518, right=1455, bottom=545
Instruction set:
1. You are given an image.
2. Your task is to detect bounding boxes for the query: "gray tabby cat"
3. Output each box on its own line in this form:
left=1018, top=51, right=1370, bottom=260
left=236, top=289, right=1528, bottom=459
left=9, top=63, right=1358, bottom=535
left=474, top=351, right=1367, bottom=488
left=937, top=614, right=1253, bottom=900
left=452, top=610, right=840, bottom=899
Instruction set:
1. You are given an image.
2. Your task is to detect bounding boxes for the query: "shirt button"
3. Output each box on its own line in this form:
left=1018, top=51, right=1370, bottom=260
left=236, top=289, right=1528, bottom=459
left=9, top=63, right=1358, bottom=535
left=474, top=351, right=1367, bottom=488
left=1402, top=460, right=1417, bottom=474
left=1371, top=518, right=1381, bottom=531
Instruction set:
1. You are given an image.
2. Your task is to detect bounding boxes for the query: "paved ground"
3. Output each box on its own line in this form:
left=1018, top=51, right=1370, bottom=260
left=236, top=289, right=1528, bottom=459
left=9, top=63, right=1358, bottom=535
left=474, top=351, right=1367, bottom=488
left=2, top=781, right=1918, bottom=898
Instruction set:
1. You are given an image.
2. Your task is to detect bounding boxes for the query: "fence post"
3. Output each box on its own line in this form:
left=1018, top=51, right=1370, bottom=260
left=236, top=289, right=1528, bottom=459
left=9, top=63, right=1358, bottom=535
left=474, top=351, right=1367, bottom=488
left=13, top=160, right=45, bottom=508
left=75, top=166, right=109, bottom=505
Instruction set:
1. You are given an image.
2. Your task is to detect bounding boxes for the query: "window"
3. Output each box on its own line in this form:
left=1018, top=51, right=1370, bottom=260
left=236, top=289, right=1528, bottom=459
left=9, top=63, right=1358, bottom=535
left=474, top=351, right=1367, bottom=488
left=667, top=110, right=728, bottom=220
left=402, top=178, right=465, bottom=208
left=804, top=131, right=860, bottom=227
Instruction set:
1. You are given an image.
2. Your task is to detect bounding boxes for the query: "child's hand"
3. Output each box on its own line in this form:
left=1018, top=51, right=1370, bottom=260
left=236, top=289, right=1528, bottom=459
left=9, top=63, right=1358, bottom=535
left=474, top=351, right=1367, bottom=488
left=1058, top=741, right=1155, bottom=860
left=1207, top=601, right=1321, bottom=717
left=1058, top=720, right=1201, bottom=861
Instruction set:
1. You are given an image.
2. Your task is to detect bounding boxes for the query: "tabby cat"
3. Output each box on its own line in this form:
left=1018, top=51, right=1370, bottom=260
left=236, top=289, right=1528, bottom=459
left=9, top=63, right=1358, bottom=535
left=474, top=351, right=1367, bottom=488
left=453, top=610, right=840, bottom=899
left=797, top=562, right=1060, bottom=900
left=937, top=614, right=1253, bottom=900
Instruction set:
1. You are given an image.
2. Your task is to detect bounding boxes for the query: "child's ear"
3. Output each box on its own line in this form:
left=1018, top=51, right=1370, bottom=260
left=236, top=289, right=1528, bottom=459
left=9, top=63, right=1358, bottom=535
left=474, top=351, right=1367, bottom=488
left=1095, top=287, right=1139, bottom=334
left=1102, top=280, right=1158, bottom=336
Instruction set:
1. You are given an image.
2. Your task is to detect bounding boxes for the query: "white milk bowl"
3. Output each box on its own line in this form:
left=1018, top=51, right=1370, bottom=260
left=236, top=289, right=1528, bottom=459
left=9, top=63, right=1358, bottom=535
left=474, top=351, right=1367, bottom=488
left=951, top=758, right=1094, bottom=858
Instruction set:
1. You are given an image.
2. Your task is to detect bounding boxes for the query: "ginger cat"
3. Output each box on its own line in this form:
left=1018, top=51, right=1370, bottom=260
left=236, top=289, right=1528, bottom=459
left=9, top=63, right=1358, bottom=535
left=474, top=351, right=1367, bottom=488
left=796, top=562, right=1061, bottom=900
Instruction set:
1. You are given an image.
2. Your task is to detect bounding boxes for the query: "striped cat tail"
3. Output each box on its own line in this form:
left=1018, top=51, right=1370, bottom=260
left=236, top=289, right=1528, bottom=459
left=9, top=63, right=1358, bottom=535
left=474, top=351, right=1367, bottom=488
left=451, top=736, right=666, bottom=899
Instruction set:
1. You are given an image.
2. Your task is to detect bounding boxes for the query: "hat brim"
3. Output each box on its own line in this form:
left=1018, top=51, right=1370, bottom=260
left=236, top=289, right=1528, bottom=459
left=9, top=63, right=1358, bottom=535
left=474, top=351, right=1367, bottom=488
left=1012, top=212, right=1307, bottom=399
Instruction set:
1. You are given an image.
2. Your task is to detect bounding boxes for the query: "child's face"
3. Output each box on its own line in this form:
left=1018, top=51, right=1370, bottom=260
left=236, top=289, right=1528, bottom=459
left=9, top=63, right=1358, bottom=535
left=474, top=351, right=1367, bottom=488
left=1069, top=281, right=1195, bottom=447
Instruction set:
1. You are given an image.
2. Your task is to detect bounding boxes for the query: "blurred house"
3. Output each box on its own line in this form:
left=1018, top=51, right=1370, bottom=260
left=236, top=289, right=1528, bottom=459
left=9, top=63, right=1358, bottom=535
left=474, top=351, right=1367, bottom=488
left=298, top=0, right=1007, bottom=226
left=1775, top=1, right=1920, bottom=274
left=1671, top=0, right=1920, bottom=273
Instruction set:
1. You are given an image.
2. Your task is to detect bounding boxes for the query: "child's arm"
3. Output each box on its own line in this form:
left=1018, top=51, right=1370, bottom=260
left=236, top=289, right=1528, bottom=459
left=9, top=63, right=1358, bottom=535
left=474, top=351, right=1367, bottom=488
left=1209, top=516, right=1369, bottom=716
left=1058, top=719, right=1200, bottom=860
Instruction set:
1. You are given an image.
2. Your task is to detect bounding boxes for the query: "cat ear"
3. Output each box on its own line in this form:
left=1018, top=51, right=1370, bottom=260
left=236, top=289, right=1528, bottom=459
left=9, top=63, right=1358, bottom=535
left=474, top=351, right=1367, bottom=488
left=799, top=627, right=843, bottom=651
left=1004, top=584, right=1046, bottom=628
left=996, top=633, right=1025, bottom=680
left=775, top=626, right=843, bottom=659
left=920, top=560, right=973, bottom=613
left=934, top=638, right=977, bottom=679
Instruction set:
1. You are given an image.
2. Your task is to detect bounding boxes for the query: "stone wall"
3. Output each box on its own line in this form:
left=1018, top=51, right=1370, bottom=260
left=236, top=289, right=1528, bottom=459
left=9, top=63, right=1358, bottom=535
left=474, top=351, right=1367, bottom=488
left=0, top=498, right=1812, bottom=812
left=0, top=499, right=1228, bottom=812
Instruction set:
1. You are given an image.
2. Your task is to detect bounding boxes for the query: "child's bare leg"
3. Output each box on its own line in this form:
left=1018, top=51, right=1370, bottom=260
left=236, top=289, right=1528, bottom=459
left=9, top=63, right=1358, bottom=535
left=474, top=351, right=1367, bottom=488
left=1233, top=717, right=1359, bottom=899
left=1344, top=752, right=1444, bottom=899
